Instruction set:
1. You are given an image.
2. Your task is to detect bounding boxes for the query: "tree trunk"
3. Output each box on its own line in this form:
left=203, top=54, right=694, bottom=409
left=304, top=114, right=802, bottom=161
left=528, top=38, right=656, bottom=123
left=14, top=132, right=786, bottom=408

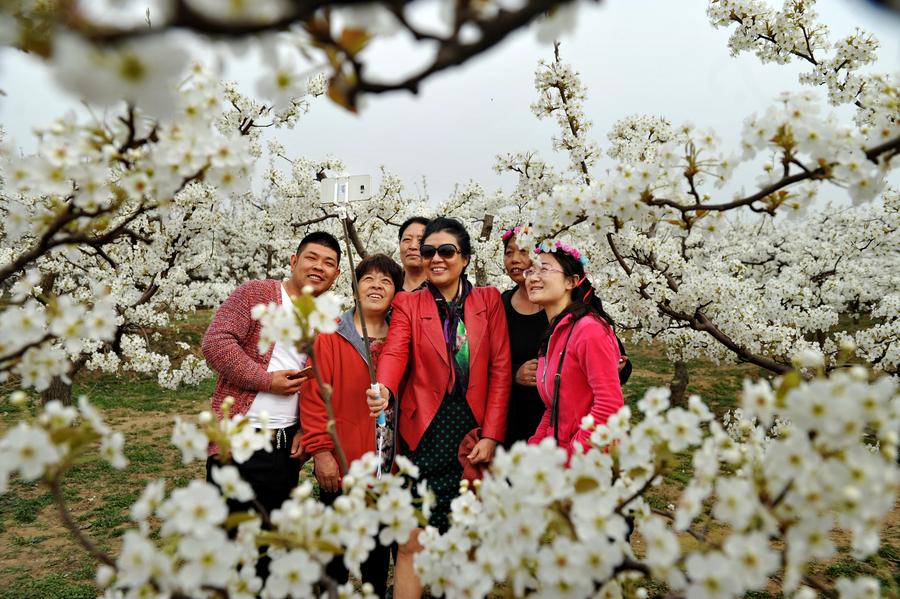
left=41, top=376, right=73, bottom=407
left=473, top=259, right=488, bottom=287
left=669, top=359, right=689, bottom=405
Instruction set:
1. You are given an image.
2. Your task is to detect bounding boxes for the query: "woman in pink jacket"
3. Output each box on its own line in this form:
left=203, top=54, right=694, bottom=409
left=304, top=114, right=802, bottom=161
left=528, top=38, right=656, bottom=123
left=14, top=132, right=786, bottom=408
left=525, top=240, right=624, bottom=453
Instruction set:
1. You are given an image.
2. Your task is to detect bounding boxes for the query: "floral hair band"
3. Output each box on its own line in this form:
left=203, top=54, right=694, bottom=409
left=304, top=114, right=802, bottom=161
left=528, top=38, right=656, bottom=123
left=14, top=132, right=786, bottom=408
left=500, top=225, right=529, bottom=241
left=535, top=239, right=590, bottom=266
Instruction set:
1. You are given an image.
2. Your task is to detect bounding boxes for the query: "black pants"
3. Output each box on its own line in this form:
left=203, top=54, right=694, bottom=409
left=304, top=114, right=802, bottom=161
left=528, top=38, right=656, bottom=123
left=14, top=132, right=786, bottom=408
left=206, top=424, right=301, bottom=580
left=319, top=489, right=391, bottom=598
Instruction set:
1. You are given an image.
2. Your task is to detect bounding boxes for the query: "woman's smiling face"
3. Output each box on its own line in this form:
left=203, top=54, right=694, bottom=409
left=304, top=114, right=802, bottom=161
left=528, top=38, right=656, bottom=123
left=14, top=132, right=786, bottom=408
left=422, top=230, right=469, bottom=291
left=358, top=268, right=396, bottom=316
left=504, top=236, right=533, bottom=287
left=525, top=253, right=575, bottom=306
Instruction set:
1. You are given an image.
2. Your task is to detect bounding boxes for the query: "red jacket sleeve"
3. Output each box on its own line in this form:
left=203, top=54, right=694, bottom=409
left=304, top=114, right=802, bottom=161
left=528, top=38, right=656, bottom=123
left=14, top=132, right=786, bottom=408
left=377, top=293, right=413, bottom=398
left=300, top=334, right=334, bottom=456
left=201, top=282, right=273, bottom=392
left=480, top=289, right=512, bottom=443
left=569, top=322, right=623, bottom=452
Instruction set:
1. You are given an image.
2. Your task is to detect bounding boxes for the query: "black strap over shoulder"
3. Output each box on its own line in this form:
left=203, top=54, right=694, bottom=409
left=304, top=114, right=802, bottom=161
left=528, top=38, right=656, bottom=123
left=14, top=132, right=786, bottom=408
left=550, top=323, right=577, bottom=443
left=616, top=336, right=632, bottom=386
left=550, top=323, right=633, bottom=442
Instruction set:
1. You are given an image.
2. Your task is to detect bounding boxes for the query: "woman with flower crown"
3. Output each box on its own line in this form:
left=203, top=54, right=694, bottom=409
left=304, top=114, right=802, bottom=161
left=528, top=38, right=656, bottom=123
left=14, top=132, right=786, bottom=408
left=525, top=239, right=625, bottom=453
left=499, top=226, right=549, bottom=447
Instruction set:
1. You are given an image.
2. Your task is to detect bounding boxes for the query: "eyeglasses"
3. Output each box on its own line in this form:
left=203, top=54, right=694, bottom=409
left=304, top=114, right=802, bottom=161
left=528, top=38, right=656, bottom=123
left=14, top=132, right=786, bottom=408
left=420, top=243, right=461, bottom=260
left=523, top=265, right=566, bottom=278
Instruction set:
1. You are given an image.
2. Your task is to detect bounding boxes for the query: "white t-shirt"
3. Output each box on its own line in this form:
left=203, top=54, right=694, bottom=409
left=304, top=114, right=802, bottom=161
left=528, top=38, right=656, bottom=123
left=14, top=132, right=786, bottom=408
left=247, top=283, right=306, bottom=429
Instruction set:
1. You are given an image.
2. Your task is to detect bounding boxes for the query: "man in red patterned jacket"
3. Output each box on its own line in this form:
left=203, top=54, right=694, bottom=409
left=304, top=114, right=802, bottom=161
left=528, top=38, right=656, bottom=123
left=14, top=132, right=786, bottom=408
left=202, top=231, right=342, bottom=518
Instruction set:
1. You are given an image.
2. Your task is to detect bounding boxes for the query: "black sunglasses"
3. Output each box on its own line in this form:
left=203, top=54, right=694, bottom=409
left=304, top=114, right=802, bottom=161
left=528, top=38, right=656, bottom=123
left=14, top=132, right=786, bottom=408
left=420, top=243, right=461, bottom=259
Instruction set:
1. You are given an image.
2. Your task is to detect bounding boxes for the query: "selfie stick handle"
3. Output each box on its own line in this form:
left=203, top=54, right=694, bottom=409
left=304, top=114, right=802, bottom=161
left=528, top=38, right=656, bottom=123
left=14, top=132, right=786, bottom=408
left=372, top=383, right=386, bottom=427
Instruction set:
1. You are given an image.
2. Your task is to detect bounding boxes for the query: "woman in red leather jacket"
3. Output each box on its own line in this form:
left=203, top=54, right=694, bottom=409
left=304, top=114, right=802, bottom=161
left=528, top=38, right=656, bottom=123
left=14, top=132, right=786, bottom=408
left=367, top=217, right=511, bottom=599
left=525, top=240, right=624, bottom=454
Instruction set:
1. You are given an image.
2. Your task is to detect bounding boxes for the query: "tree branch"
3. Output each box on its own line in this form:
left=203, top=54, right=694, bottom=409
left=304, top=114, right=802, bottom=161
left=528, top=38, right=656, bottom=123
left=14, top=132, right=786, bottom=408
left=50, top=478, right=116, bottom=567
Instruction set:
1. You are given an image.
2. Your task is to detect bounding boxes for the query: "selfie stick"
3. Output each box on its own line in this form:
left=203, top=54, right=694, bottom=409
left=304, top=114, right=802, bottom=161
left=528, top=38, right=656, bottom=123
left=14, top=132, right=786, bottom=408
left=334, top=188, right=385, bottom=431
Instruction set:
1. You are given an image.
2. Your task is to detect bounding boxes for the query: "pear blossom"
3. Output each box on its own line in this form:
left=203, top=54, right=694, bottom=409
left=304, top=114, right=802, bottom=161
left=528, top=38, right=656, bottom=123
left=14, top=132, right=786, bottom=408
left=211, top=464, right=255, bottom=502
left=0, top=422, right=62, bottom=480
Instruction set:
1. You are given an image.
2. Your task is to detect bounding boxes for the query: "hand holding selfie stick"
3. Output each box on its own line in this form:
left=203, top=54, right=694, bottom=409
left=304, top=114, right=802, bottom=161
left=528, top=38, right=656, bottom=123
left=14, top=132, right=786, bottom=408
left=336, top=206, right=390, bottom=478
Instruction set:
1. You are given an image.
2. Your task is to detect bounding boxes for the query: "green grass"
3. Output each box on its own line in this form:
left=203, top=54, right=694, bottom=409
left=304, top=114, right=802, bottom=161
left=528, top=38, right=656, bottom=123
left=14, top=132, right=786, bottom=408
left=826, top=559, right=864, bottom=578
left=72, top=375, right=214, bottom=412
left=10, top=534, right=52, bottom=546
left=0, top=572, right=95, bottom=599
left=0, top=487, right=53, bottom=525
left=76, top=491, right=141, bottom=541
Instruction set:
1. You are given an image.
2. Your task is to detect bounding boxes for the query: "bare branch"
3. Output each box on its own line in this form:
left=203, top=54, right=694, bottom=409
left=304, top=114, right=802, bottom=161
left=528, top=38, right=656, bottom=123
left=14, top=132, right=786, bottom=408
left=50, top=478, right=116, bottom=567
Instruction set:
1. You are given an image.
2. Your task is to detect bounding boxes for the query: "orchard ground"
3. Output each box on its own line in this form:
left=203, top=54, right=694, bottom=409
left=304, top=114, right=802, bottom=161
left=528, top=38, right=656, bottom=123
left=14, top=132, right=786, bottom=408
left=0, top=312, right=897, bottom=599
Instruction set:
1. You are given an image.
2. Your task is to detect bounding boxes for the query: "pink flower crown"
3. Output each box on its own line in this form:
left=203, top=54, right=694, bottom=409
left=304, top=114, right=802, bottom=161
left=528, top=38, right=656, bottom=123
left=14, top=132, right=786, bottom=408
left=535, top=239, right=590, bottom=266
left=501, top=225, right=529, bottom=241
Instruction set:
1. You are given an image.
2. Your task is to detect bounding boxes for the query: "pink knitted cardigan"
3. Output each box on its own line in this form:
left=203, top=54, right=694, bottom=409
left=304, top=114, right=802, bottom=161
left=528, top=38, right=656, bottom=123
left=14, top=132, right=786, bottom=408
left=202, top=279, right=282, bottom=455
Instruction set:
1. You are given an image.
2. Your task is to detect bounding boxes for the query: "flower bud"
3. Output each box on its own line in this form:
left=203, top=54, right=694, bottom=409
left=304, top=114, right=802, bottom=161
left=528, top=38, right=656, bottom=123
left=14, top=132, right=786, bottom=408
left=795, top=587, right=816, bottom=599
left=792, top=348, right=824, bottom=369
left=9, top=391, right=28, bottom=407
left=292, top=480, right=313, bottom=500
left=843, top=485, right=861, bottom=508
left=839, top=338, right=857, bottom=353
left=198, top=411, right=213, bottom=425
left=848, top=365, right=868, bottom=382
left=95, top=564, right=116, bottom=588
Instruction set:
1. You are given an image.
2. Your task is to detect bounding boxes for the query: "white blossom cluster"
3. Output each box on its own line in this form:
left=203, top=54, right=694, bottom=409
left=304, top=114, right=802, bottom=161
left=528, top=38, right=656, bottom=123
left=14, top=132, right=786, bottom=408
left=0, top=65, right=325, bottom=394
left=0, top=281, right=118, bottom=390
left=1, top=0, right=581, bottom=116
left=494, top=0, right=899, bottom=372
left=4, top=346, right=896, bottom=598
left=585, top=192, right=900, bottom=371
left=707, top=0, right=883, bottom=117
left=606, top=115, right=686, bottom=165
left=531, top=55, right=601, bottom=177
left=414, top=363, right=898, bottom=598
left=95, top=451, right=421, bottom=599
left=253, top=288, right=344, bottom=352
left=0, top=393, right=128, bottom=493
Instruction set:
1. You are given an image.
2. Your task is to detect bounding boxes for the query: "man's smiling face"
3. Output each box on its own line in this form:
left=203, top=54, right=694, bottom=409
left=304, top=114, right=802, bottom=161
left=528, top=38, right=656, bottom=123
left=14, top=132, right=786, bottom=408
left=289, top=243, right=340, bottom=296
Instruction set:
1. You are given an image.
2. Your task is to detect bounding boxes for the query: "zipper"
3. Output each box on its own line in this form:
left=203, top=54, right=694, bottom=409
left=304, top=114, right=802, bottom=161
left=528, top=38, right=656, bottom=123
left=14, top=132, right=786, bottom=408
left=540, top=318, right=567, bottom=397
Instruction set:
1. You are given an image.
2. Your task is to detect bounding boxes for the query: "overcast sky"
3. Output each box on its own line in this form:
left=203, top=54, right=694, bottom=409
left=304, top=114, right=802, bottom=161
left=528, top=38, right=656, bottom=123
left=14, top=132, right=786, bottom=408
left=1, top=0, right=898, bottom=202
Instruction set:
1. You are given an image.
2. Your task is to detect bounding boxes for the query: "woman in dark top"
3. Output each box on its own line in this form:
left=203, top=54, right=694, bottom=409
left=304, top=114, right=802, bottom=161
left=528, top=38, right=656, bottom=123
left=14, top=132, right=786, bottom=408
left=500, top=227, right=549, bottom=447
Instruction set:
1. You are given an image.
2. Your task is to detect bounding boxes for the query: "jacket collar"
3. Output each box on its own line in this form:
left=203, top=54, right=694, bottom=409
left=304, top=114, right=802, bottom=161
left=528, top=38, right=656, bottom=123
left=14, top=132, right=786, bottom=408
left=336, top=307, right=392, bottom=367
left=336, top=308, right=369, bottom=366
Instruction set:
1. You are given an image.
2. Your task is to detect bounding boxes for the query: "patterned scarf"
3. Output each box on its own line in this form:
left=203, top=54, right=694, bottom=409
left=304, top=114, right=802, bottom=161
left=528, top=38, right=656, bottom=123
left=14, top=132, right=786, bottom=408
left=427, top=275, right=473, bottom=395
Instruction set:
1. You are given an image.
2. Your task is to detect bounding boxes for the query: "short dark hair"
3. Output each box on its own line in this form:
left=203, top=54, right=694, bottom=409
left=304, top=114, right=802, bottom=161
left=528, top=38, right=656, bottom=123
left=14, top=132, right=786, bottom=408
left=422, top=216, right=472, bottom=257
left=355, top=253, right=403, bottom=291
left=296, top=231, right=341, bottom=263
left=398, top=216, right=430, bottom=241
